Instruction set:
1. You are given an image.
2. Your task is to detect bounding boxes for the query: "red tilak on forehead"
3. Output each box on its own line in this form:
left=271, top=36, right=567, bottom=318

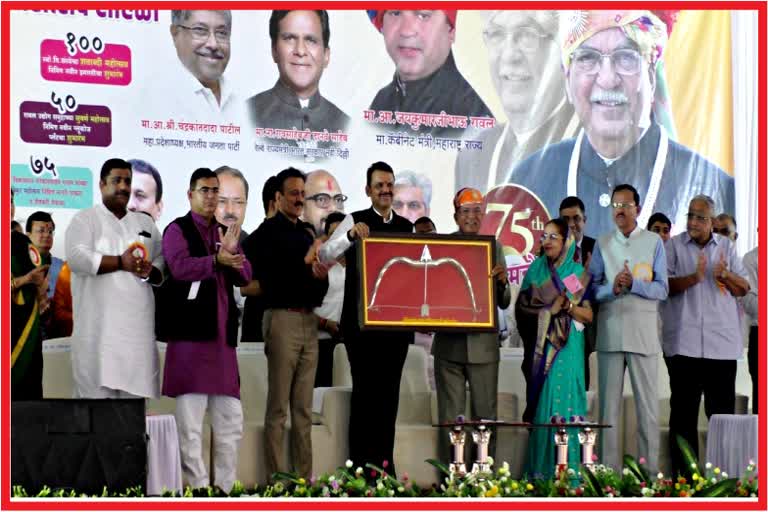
left=326, top=178, right=333, bottom=191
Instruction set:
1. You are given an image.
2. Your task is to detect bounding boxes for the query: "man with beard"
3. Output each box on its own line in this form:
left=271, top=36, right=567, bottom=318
left=247, top=10, right=349, bottom=156
left=507, top=10, right=733, bottom=239
left=392, top=170, right=431, bottom=224
left=455, top=10, right=576, bottom=191
left=302, top=169, right=346, bottom=237
left=318, top=161, right=413, bottom=478
left=65, top=158, right=164, bottom=399
left=169, top=10, right=239, bottom=120
left=368, top=10, right=493, bottom=136
left=588, top=184, right=668, bottom=473
left=158, top=168, right=251, bottom=493
left=249, top=167, right=329, bottom=479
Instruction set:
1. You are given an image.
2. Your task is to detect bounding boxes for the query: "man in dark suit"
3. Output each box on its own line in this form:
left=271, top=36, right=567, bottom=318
left=318, top=161, right=413, bottom=478
left=559, top=196, right=596, bottom=390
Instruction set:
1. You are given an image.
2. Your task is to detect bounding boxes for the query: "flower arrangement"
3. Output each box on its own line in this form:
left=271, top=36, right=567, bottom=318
left=11, top=437, right=758, bottom=499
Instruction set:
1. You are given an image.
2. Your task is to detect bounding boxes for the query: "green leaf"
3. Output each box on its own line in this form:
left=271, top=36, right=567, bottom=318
left=675, top=434, right=701, bottom=476
left=426, top=458, right=451, bottom=476
left=580, top=465, right=605, bottom=497
left=623, top=454, right=649, bottom=483
left=696, top=478, right=739, bottom=497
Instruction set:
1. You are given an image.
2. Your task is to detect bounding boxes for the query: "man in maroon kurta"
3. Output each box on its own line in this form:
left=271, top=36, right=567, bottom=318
left=158, top=168, right=251, bottom=493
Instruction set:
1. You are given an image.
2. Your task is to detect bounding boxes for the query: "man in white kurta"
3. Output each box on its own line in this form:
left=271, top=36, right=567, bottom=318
left=66, top=158, right=164, bottom=398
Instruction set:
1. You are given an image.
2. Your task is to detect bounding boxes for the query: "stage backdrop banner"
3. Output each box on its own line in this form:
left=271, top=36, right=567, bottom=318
left=9, top=9, right=742, bottom=295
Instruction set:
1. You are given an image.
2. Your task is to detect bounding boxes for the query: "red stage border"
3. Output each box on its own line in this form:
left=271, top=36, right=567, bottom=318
left=1, top=2, right=765, bottom=511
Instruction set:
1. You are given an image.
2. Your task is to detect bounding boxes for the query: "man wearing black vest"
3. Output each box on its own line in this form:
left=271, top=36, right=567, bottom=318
left=249, top=167, right=329, bottom=480
left=319, top=161, right=413, bottom=478
left=157, top=168, right=252, bottom=493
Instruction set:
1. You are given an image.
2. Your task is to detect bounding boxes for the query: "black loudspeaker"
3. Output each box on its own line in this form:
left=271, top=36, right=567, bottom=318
left=11, top=399, right=147, bottom=494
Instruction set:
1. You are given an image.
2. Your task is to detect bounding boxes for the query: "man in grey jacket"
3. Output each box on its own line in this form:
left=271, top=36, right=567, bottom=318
left=432, top=187, right=511, bottom=464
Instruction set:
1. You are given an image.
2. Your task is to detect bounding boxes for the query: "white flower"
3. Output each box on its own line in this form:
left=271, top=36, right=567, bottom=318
left=657, top=472, right=664, bottom=480
left=502, top=461, right=510, bottom=471
left=500, top=476, right=508, bottom=483
left=355, top=467, right=363, bottom=475
left=377, top=483, right=384, bottom=491
left=691, top=462, right=697, bottom=469
left=711, top=477, right=717, bottom=484
left=397, top=486, right=404, bottom=493
left=345, top=459, right=353, bottom=468
left=705, top=462, right=712, bottom=469
left=622, top=468, right=630, bottom=476
left=722, top=472, right=728, bottom=478
left=388, top=490, right=395, bottom=496
left=567, top=468, right=576, bottom=477
left=487, top=456, right=495, bottom=466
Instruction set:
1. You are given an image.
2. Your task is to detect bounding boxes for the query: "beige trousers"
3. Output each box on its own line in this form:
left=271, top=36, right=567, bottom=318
left=263, top=309, right=319, bottom=479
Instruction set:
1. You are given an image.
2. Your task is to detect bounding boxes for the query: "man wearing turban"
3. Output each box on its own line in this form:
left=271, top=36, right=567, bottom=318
left=367, top=10, right=493, bottom=136
left=454, top=10, right=578, bottom=193
left=506, top=10, right=733, bottom=239
left=431, top=188, right=511, bottom=466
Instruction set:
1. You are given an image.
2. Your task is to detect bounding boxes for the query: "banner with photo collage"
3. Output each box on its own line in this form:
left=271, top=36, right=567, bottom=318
left=9, top=9, right=740, bottom=322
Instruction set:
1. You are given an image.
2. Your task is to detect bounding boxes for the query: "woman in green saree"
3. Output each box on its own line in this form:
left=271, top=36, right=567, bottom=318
left=516, top=218, right=593, bottom=479
left=11, top=189, right=49, bottom=400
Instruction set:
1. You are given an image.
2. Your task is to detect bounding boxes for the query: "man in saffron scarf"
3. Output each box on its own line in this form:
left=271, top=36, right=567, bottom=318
left=516, top=218, right=593, bottom=477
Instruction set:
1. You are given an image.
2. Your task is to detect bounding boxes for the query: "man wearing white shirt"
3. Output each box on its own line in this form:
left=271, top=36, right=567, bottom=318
left=742, top=245, right=758, bottom=414
left=313, top=211, right=347, bottom=387
left=65, top=158, right=164, bottom=398
left=169, top=10, right=241, bottom=121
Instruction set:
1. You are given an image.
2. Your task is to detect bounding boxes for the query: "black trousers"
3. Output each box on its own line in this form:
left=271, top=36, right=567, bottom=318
left=345, top=332, right=410, bottom=479
left=749, top=326, right=758, bottom=415
left=665, top=355, right=736, bottom=477
left=314, top=338, right=340, bottom=388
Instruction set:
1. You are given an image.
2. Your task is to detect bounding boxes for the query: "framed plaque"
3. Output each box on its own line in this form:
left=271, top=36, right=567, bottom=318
left=357, top=233, right=498, bottom=332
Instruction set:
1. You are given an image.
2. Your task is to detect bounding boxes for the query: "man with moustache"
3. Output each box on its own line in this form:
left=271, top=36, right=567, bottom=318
left=393, top=170, right=432, bottom=224
left=215, top=166, right=250, bottom=240
left=319, top=161, right=413, bottom=477
left=247, top=10, right=349, bottom=146
left=713, top=213, right=738, bottom=242
left=158, top=168, right=251, bottom=493
left=432, top=188, right=511, bottom=464
left=455, top=10, right=576, bottom=191
left=302, top=169, right=347, bottom=237
left=507, top=10, right=733, bottom=239
left=588, top=184, right=668, bottom=473
left=367, top=10, right=493, bottom=136
left=169, top=9, right=239, bottom=119
left=662, top=195, right=749, bottom=476
left=127, top=159, right=164, bottom=221
left=65, top=158, right=164, bottom=399
left=250, top=167, right=329, bottom=479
